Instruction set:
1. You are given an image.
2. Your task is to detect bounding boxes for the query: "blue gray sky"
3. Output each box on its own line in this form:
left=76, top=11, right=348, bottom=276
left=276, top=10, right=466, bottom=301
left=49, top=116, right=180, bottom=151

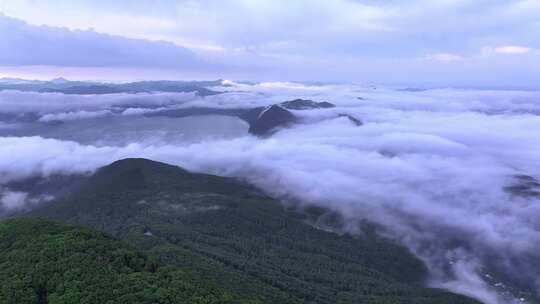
left=1, top=0, right=539, bottom=87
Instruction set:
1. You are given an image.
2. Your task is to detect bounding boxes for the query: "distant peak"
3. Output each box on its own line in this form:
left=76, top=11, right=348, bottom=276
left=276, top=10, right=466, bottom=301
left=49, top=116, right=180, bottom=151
left=50, top=77, right=69, bottom=83
left=105, top=158, right=168, bottom=168
left=99, top=158, right=190, bottom=174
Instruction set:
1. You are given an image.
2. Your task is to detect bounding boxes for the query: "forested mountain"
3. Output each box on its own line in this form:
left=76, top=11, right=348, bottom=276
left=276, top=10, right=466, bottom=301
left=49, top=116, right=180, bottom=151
left=22, top=158, right=481, bottom=304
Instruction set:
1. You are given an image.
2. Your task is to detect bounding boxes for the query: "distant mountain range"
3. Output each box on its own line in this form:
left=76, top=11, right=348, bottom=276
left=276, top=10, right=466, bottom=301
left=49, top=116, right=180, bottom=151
left=0, top=78, right=224, bottom=96
left=0, top=78, right=364, bottom=137
left=1, top=158, right=482, bottom=304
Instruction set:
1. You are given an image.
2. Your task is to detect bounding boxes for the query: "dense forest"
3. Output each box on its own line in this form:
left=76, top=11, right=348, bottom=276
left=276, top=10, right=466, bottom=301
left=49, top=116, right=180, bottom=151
left=0, top=218, right=251, bottom=304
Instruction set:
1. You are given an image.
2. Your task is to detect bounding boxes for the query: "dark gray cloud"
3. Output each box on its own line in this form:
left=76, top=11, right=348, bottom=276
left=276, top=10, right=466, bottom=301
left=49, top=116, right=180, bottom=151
left=0, top=14, right=202, bottom=68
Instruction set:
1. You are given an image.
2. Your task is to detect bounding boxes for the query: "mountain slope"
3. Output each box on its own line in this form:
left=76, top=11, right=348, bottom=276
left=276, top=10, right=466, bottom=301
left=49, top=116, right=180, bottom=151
left=0, top=218, right=247, bottom=304
left=30, top=158, right=482, bottom=304
left=240, top=105, right=297, bottom=136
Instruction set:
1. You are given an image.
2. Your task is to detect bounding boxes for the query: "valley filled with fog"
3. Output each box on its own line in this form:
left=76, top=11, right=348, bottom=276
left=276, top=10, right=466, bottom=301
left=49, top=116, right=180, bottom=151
left=1, top=80, right=539, bottom=304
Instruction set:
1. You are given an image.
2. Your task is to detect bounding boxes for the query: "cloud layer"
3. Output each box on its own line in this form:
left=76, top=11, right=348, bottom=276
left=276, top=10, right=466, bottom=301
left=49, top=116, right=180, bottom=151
left=1, top=82, right=539, bottom=303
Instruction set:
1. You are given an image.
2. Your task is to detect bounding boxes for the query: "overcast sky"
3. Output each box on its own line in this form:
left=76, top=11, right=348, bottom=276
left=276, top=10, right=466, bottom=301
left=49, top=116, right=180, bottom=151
left=1, top=0, right=539, bottom=87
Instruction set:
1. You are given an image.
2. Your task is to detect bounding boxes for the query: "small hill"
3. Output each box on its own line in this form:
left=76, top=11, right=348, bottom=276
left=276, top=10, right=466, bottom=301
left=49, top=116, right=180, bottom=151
left=240, top=105, right=297, bottom=136
left=280, top=99, right=335, bottom=110
left=238, top=99, right=363, bottom=136
left=0, top=218, right=248, bottom=304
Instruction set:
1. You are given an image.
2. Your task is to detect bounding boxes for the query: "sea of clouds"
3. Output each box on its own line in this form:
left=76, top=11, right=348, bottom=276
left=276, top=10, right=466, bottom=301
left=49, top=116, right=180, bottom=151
left=1, top=82, right=539, bottom=303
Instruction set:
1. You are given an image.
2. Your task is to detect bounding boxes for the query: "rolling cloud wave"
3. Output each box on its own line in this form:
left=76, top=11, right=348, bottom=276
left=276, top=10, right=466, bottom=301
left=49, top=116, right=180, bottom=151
left=1, top=83, right=539, bottom=303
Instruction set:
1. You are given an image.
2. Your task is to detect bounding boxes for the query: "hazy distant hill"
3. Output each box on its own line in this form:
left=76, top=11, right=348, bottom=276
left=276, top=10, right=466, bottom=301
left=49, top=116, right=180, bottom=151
left=0, top=79, right=222, bottom=96
left=27, top=158, right=481, bottom=304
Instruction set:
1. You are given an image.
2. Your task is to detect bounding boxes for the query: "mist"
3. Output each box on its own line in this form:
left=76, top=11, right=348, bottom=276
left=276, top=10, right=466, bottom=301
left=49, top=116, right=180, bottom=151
left=1, top=81, right=539, bottom=303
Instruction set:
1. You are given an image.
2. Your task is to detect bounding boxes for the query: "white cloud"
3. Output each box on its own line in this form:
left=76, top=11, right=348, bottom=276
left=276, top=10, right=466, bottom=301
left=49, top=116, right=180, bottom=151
left=0, top=190, right=28, bottom=210
left=121, top=107, right=163, bottom=116
left=0, top=188, right=54, bottom=211
left=493, top=45, right=532, bottom=54
left=39, top=110, right=112, bottom=122
left=426, top=53, right=463, bottom=61
left=0, top=90, right=197, bottom=115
